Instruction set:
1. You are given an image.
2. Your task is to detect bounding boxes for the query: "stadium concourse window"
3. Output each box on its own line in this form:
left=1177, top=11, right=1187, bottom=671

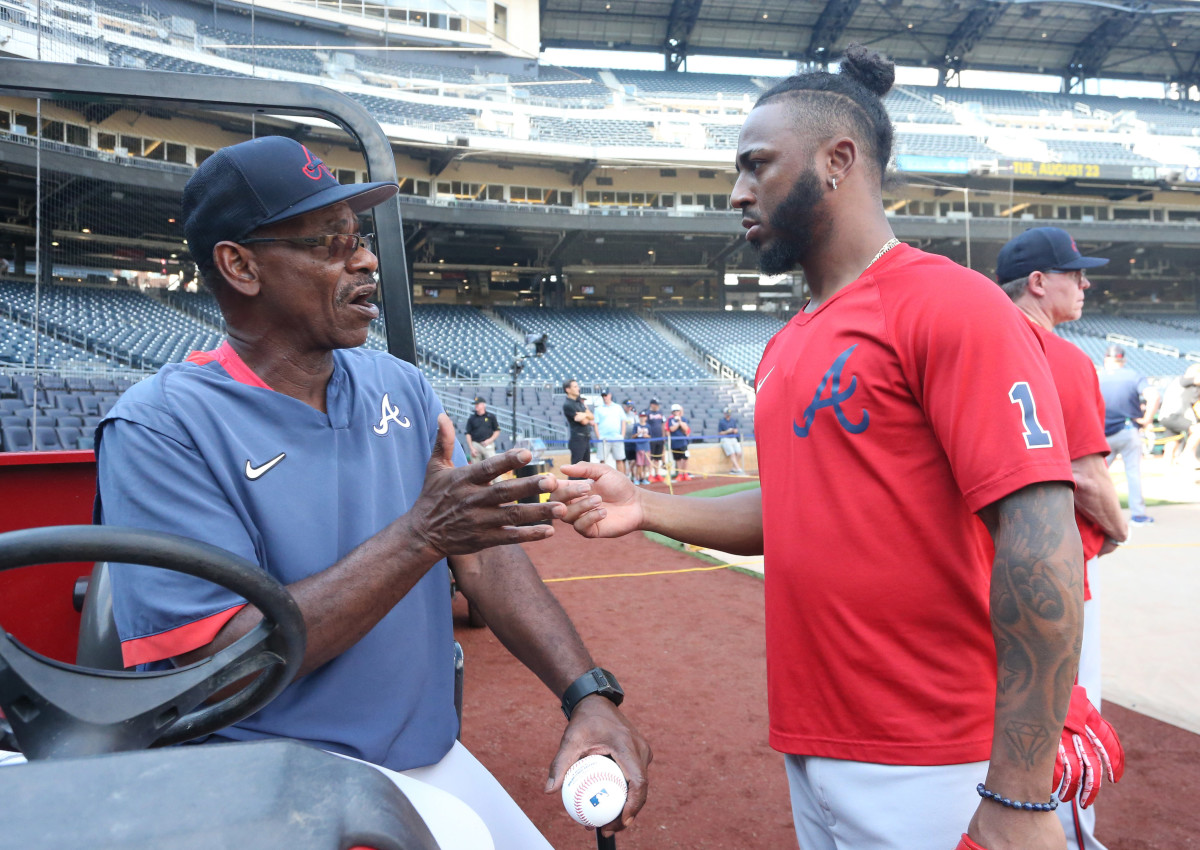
left=397, top=177, right=430, bottom=197
left=678, top=193, right=729, bottom=211
left=584, top=191, right=669, bottom=207
left=509, top=186, right=571, bottom=206
left=437, top=180, right=484, bottom=199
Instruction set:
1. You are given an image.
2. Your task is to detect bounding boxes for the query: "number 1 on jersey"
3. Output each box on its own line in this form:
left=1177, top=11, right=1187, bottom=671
left=1008, top=382, right=1054, bottom=449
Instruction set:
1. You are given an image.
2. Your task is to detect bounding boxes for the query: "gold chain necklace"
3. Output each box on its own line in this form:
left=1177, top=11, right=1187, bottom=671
left=867, top=237, right=901, bottom=269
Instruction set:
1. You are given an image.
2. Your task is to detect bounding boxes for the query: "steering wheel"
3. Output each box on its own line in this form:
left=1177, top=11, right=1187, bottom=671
left=0, top=526, right=305, bottom=761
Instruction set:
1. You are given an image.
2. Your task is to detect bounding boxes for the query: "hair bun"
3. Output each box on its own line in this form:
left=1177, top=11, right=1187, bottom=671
left=839, top=43, right=895, bottom=97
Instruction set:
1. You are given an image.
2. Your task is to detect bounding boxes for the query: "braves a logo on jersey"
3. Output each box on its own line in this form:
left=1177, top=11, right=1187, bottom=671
left=373, top=393, right=411, bottom=435
left=793, top=344, right=869, bottom=437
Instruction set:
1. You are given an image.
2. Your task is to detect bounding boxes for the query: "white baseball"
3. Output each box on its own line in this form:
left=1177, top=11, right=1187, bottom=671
left=561, top=754, right=628, bottom=828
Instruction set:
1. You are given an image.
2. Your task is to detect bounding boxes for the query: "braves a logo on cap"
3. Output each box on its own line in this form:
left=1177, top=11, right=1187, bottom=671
left=300, top=145, right=335, bottom=182
left=373, top=393, right=412, bottom=435
left=1070, top=237, right=1079, bottom=253
left=794, top=344, right=869, bottom=438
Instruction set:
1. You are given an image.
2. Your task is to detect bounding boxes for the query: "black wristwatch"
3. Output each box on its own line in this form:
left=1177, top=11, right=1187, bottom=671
left=561, top=667, right=624, bottom=720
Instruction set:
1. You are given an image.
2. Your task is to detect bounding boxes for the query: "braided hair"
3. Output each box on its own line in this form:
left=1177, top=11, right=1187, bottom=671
left=756, top=44, right=896, bottom=184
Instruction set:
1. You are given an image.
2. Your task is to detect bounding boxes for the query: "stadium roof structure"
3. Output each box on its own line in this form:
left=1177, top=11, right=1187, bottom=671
left=540, top=0, right=1200, bottom=89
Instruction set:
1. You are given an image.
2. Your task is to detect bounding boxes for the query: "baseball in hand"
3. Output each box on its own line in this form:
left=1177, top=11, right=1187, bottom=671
left=561, top=754, right=628, bottom=828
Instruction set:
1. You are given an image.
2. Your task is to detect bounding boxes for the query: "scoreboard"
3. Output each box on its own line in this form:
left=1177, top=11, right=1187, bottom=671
left=1008, top=161, right=1160, bottom=182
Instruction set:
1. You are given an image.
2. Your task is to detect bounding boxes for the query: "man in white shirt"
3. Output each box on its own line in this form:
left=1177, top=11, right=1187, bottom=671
left=593, top=390, right=627, bottom=475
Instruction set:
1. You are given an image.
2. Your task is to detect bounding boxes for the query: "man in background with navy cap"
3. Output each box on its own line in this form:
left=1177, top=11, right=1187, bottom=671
left=94, top=136, right=651, bottom=848
left=1098, top=344, right=1158, bottom=526
left=997, top=226, right=1125, bottom=850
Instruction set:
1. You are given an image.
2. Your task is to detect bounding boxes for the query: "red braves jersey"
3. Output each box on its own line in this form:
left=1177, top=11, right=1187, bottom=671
left=1028, top=322, right=1110, bottom=571
left=754, top=244, right=1073, bottom=766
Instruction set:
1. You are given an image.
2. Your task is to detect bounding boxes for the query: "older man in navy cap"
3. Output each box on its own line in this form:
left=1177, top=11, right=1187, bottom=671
left=997, top=226, right=1125, bottom=850
left=94, top=137, right=650, bottom=848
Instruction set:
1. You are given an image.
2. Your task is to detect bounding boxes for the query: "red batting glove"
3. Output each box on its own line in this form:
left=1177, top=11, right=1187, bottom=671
left=956, top=835, right=988, bottom=850
left=1053, top=685, right=1125, bottom=809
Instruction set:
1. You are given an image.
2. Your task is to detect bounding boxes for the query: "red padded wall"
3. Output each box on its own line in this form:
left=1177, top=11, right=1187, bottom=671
left=0, top=450, right=96, bottom=662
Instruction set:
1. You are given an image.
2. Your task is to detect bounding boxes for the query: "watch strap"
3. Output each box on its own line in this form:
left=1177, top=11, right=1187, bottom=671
left=560, top=667, right=623, bottom=720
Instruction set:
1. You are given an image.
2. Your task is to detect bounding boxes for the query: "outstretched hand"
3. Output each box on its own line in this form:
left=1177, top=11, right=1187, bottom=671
left=557, top=461, right=646, bottom=539
left=407, top=415, right=578, bottom=557
left=545, top=695, right=652, bottom=837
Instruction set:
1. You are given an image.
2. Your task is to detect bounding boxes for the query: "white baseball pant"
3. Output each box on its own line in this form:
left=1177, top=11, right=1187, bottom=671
left=1056, top=555, right=1106, bottom=850
left=785, top=753, right=988, bottom=849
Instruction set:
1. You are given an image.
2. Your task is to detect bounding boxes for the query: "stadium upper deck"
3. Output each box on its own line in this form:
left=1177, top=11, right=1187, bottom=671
left=4, top=0, right=1200, bottom=176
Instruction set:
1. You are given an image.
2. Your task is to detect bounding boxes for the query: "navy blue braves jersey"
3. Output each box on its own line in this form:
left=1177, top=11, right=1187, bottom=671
left=95, top=345, right=461, bottom=771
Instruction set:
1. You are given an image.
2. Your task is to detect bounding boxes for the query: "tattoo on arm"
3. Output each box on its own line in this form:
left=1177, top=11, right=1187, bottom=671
left=989, top=482, right=1083, bottom=778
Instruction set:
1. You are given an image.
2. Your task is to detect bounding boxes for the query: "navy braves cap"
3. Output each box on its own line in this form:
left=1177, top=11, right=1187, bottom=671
left=996, top=227, right=1109, bottom=284
left=183, top=136, right=398, bottom=269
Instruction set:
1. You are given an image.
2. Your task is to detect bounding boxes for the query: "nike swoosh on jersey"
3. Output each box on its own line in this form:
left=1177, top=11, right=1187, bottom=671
left=757, top=366, right=776, bottom=393
left=245, top=452, right=287, bottom=480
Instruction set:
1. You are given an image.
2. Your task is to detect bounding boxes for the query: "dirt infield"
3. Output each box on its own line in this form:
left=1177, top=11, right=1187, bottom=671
left=453, top=477, right=1198, bottom=849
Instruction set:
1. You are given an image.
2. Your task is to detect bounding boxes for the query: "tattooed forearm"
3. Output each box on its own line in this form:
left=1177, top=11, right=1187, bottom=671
left=985, top=481, right=1083, bottom=795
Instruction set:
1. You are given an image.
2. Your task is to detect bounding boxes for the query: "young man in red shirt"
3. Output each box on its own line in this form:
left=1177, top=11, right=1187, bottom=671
left=561, top=45, right=1119, bottom=850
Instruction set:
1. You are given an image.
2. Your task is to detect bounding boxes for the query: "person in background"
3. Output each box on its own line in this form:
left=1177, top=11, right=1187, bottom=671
left=643, top=398, right=666, bottom=483
left=633, top=412, right=651, bottom=485
left=1097, top=344, right=1158, bottom=525
left=667, top=403, right=691, bottom=482
left=1156, top=364, right=1200, bottom=470
left=593, top=390, right=627, bottom=475
left=621, top=399, right=639, bottom=481
left=464, top=397, right=500, bottom=464
left=562, top=378, right=594, bottom=470
left=718, top=407, right=745, bottom=474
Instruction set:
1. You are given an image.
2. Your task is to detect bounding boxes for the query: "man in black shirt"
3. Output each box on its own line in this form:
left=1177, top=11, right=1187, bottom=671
left=464, top=397, right=500, bottom=463
left=562, top=378, right=595, bottom=472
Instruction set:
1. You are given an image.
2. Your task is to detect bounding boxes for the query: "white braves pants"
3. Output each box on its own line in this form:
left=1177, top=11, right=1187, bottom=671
left=1056, top=555, right=1106, bottom=850
left=784, top=754, right=988, bottom=849
left=370, top=740, right=554, bottom=850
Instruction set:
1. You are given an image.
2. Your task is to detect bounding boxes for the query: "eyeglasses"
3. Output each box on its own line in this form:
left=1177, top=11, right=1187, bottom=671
left=1041, top=268, right=1086, bottom=285
left=238, top=232, right=375, bottom=261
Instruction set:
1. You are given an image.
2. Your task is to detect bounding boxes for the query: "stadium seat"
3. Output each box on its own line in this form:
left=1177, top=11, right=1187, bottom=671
left=56, top=426, right=81, bottom=449
left=2, top=426, right=32, bottom=452
left=55, top=415, right=84, bottom=428
left=34, top=426, right=62, bottom=451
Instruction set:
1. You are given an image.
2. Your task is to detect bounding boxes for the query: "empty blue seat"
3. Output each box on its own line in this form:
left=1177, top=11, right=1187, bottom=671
left=2, top=426, right=31, bottom=452
left=56, top=426, right=81, bottom=449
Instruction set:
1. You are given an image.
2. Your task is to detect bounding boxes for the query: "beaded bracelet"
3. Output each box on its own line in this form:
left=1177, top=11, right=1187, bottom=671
left=976, top=783, right=1059, bottom=812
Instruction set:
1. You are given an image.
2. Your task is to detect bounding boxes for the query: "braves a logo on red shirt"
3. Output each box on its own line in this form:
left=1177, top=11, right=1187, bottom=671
left=300, top=145, right=335, bottom=182
left=793, top=344, right=869, bottom=437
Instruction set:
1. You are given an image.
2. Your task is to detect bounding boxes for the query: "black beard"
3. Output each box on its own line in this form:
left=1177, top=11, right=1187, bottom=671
left=756, top=169, right=827, bottom=275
